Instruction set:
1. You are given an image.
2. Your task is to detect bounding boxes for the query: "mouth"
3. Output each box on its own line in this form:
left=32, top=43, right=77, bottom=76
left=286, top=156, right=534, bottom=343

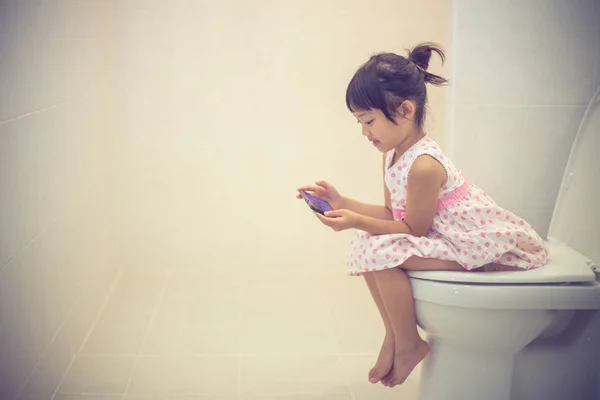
left=370, top=139, right=381, bottom=147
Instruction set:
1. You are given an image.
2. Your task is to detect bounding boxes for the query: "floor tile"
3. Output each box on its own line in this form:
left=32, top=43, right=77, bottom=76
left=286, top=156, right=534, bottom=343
left=54, top=395, right=123, bottom=400
left=240, top=277, right=338, bottom=354
left=241, top=395, right=351, bottom=400
left=142, top=268, right=240, bottom=355
left=81, top=269, right=165, bottom=355
left=126, top=355, right=238, bottom=396
left=57, top=355, right=136, bottom=394
left=240, top=355, right=349, bottom=396
left=126, top=396, right=239, bottom=400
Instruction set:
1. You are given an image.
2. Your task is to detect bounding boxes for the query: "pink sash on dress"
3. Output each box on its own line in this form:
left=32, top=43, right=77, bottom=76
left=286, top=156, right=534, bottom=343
left=392, top=177, right=471, bottom=221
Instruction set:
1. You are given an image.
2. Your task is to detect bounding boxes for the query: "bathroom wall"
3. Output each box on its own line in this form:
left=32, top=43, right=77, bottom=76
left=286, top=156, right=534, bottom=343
left=448, top=0, right=600, bottom=237
left=112, top=0, right=450, bottom=273
left=0, top=1, right=118, bottom=398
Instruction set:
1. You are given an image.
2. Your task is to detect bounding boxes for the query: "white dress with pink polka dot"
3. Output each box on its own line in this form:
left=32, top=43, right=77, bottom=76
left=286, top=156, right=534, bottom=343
left=346, top=136, right=548, bottom=275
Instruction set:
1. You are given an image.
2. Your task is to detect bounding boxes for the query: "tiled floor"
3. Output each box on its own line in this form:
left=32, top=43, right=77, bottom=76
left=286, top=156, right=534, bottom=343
left=51, top=266, right=423, bottom=399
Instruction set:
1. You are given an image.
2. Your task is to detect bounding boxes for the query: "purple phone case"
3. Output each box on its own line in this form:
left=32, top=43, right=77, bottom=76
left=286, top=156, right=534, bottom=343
left=300, top=191, right=334, bottom=213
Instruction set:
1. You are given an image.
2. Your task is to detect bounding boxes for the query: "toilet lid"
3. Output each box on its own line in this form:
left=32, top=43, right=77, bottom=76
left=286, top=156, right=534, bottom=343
left=547, top=94, right=600, bottom=264
left=407, top=240, right=596, bottom=284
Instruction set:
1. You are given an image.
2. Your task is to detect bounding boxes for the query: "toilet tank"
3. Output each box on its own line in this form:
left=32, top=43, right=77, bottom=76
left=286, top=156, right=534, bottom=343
left=547, top=92, right=600, bottom=265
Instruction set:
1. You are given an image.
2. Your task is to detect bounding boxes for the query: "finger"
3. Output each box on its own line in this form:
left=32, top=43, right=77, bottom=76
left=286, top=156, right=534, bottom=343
left=315, top=180, right=332, bottom=189
left=297, top=185, right=321, bottom=193
left=298, top=187, right=327, bottom=199
left=297, top=188, right=324, bottom=198
left=314, top=211, right=326, bottom=220
left=314, top=212, right=331, bottom=224
left=315, top=213, right=339, bottom=230
left=324, top=210, right=342, bottom=218
left=296, top=192, right=313, bottom=199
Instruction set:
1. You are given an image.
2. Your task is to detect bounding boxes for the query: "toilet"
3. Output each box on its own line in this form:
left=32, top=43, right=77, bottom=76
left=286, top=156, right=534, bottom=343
left=407, top=90, right=600, bottom=400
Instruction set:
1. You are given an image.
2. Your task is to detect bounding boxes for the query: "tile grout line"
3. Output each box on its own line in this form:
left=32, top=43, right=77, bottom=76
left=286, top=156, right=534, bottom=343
left=237, top=273, right=245, bottom=399
left=594, top=0, right=599, bottom=93
left=337, top=355, right=356, bottom=400
left=335, top=330, right=357, bottom=400
left=319, top=276, right=356, bottom=400
left=57, top=351, right=378, bottom=357
left=75, top=268, right=125, bottom=355
left=454, top=103, right=588, bottom=108
left=120, top=268, right=170, bottom=400
left=50, top=392, right=124, bottom=396
left=58, top=390, right=349, bottom=397
left=445, top=0, right=459, bottom=160
left=0, top=102, right=67, bottom=126
left=43, top=350, right=379, bottom=357
left=1, top=214, right=62, bottom=273
left=50, top=267, right=124, bottom=400
left=14, top=299, right=80, bottom=399
left=0, top=92, right=95, bottom=127
left=242, top=391, right=354, bottom=397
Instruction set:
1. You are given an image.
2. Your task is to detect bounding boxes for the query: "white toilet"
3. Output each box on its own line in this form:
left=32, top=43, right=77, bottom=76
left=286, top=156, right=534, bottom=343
left=407, top=90, right=600, bottom=400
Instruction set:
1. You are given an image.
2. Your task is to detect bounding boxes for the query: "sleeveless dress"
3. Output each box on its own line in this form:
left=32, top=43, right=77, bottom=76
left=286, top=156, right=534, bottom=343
left=346, top=136, right=548, bottom=276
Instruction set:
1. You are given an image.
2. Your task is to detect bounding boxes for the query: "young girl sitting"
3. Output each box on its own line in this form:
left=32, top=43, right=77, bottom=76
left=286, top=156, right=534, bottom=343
left=297, top=42, right=548, bottom=389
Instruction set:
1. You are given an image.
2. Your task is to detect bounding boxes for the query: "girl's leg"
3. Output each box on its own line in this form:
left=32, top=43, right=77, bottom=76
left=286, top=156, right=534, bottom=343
left=363, top=273, right=395, bottom=383
left=374, top=257, right=462, bottom=388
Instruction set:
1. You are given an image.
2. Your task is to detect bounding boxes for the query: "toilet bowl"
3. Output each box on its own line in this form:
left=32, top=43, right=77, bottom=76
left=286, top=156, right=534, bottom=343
left=409, top=241, right=600, bottom=400
left=407, top=90, right=600, bottom=400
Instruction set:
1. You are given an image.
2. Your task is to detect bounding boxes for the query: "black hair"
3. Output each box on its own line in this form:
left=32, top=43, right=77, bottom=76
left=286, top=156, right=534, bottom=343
left=345, top=42, right=448, bottom=128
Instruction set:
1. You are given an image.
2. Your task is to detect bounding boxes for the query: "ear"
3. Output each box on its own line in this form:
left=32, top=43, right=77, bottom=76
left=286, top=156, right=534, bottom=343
left=396, top=100, right=417, bottom=120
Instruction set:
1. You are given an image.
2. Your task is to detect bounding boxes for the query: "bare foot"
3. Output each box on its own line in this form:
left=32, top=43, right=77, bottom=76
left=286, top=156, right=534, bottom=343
left=369, top=334, right=395, bottom=384
left=381, top=339, right=430, bottom=388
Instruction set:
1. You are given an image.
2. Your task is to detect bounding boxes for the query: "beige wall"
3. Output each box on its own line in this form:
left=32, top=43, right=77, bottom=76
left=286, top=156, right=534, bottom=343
left=113, top=0, right=450, bottom=273
left=449, top=0, right=600, bottom=237
left=0, top=1, right=118, bottom=398
left=0, top=1, right=448, bottom=396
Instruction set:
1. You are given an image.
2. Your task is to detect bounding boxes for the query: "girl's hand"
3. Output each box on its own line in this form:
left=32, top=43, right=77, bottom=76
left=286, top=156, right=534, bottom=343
left=296, top=181, right=345, bottom=210
left=314, top=209, right=361, bottom=232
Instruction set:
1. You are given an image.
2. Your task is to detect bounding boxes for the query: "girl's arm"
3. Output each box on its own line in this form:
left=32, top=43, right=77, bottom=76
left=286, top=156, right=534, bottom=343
left=355, top=155, right=447, bottom=237
left=340, top=197, right=393, bottom=220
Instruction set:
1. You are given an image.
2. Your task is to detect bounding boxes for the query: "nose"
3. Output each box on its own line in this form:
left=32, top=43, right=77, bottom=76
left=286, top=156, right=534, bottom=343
left=361, top=124, right=370, bottom=137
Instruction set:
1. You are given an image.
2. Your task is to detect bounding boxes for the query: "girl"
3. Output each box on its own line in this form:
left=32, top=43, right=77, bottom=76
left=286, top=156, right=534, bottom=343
left=297, top=43, right=548, bottom=389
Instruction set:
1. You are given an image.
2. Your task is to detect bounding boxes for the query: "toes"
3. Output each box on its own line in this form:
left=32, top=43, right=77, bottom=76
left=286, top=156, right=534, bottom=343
left=369, top=368, right=384, bottom=383
left=383, top=379, right=395, bottom=388
left=380, top=370, right=405, bottom=388
left=386, top=377, right=405, bottom=388
left=368, top=373, right=377, bottom=384
left=381, top=371, right=393, bottom=385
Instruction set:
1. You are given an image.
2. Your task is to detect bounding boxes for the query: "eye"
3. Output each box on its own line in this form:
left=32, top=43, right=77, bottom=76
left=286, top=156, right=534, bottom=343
left=356, top=118, right=374, bottom=125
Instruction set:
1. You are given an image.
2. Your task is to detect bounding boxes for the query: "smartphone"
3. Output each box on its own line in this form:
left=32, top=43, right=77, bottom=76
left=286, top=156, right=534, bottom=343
left=298, top=190, right=334, bottom=215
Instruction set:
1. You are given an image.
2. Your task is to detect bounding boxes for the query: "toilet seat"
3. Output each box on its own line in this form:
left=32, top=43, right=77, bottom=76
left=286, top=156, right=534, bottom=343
left=407, top=240, right=600, bottom=310
left=407, top=240, right=596, bottom=284
left=409, top=274, right=600, bottom=310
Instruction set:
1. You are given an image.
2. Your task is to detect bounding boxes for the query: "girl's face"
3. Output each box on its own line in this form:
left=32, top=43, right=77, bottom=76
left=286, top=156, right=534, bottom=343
left=353, top=102, right=418, bottom=153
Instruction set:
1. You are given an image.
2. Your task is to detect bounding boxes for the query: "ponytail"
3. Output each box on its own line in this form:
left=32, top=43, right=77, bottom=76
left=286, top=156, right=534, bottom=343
left=408, top=42, right=448, bottom=86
